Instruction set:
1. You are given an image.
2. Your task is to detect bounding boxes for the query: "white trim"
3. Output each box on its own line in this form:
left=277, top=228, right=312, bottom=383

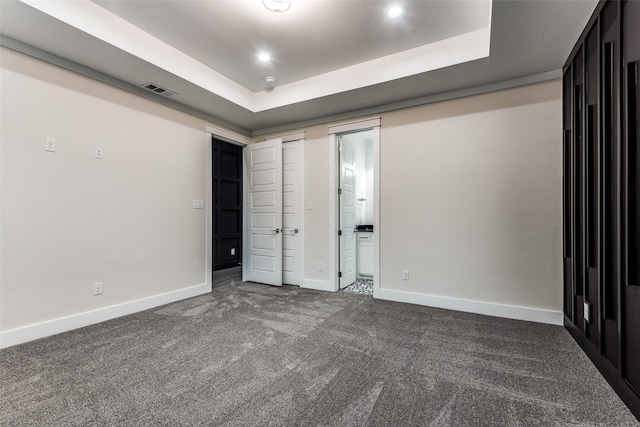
left=266, top=131, right=305, bottom=143
left=375, top=288, right=564, bottom=325
left=242, top=144, right=249, bottom=282
left=329, top=124, right=380, bottom=292
left=250, top=27, right=491, bottom=112
left=301, top=279, right=335, bottom=292
left=328, top=133, right=338, bottom=291
left=328, top=117, right=381, bottom=135
left=206, top=125, right=251, bottom=282
left=0, top=283, right=210, bottom=349
left=22, top=0, right=491, bottom=112
left=372, top=126, right=380, bottom=296
left=204, top=133, right=212, bottom=291
left=205, top=123, right=251, bottom=146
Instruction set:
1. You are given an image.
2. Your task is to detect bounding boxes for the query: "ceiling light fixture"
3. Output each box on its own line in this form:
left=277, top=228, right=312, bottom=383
left=258, top=52, right=271, bottom=62
left=263, top=0, right=291, bottom=13
left=387, top=5, right=403, bottom=18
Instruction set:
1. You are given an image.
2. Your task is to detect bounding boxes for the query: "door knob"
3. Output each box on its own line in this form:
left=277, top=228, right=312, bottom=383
left=294, top=228, right=299, bottom=234
left=271, top=228, right=280, bottom=234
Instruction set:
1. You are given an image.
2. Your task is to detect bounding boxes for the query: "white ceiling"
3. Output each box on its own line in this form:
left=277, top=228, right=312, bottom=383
left=0, top=0, right=598, bottom=135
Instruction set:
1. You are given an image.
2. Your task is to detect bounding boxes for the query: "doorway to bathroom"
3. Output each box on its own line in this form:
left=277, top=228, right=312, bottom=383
left=334, top=125, right=378, bottom=295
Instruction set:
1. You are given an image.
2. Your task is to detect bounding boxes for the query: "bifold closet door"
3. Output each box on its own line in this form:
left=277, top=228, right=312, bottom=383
left=245, top=139, right=283, bottom=286
left=622, top=0, right=640, bottom=394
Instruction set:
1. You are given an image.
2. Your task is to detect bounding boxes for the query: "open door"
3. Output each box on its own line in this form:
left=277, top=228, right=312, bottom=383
left=339, top=136, right=357, bottom=288
left=245, top=139, right=283, bottom=286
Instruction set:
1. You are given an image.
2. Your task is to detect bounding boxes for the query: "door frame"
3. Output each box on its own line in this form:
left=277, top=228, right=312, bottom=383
left=211, top=137, right=244, bottom=271
left=328, top=118, right=380, bottom=294
left=205, top=124, right=250, bottom=289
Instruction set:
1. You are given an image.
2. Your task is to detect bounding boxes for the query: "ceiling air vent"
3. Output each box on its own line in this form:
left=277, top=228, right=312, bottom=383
left=140, top=82, right=177, bottom=97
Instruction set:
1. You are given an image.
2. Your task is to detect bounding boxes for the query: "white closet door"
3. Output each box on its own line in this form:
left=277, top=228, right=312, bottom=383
left=340, top=137, right=357, bottom=288
left=282, top=141, right=302, bottom=285
left=245, top=139, right=283, bottom=286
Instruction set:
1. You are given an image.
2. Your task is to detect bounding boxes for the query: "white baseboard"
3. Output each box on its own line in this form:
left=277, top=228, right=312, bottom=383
left=301, top=278, right=335, bottom=292
left=374, top=288, right=563, bottom=325
left=0, top=283, right=211, bottom=349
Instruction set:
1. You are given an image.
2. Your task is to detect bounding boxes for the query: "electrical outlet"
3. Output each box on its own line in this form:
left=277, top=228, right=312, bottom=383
left=94, top=282, right=103, bottom=296
left=44, top=137, right=56, bottom=152
left=230, top=248, right=235, bottom=255
left=584, top=302, right=590, bottom=323
left=95, top=146, right=104, bottom=159
left=317, top=262, right=324, bottom=271
left=402, top=270, right=409, bottom=280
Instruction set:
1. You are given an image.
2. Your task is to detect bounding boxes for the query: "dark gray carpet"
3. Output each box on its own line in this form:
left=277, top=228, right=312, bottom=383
left=1, top=283, right=638, bottom=426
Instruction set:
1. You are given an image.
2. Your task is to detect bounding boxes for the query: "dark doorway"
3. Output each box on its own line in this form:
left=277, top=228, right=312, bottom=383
left=212, top=137, right=243, bottom=271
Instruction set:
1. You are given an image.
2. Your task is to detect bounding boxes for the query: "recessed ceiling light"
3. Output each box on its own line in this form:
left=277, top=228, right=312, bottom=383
left=387, top=5, right=403, bottom=18
left=258, top=52, right=271, bottom=62
left=263, top=0, right=291, bottom=13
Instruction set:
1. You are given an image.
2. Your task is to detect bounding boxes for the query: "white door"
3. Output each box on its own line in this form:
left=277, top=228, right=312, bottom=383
left=245, top=139, right=283, bottom=286
left=282, top=140, right=302, bottom=285
left=339, top=136, right=357, bottom=288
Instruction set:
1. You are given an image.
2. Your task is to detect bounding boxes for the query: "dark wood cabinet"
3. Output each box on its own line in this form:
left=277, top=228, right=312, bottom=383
left=212, top=137, right=243, bottom=271
left=563, top=0, right=640, bottom=420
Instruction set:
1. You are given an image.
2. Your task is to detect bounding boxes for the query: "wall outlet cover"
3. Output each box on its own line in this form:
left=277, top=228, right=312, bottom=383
left=45, top=137, right=56, bottom=152
left=93, top=282, right=103, bottom=296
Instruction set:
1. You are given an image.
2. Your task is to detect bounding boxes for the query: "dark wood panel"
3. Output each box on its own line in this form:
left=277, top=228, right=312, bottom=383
left=563, top=65, right=575, bottom=321
left=623, top=0, right=640, bottom=397
left=574, top=80, right=585, bottom=301
left=564, top=129, right=573, bottom=259
left=584, top=23, right=601, bottom=348
left=600, top=0, right=621, bottom=369
left=212, top=138, right=243, bottom=271
left=562, top=1, right=640, bottom=421
left=564, top=67, right=573, bottom=130
left=564, top=257, right=574, bottom=318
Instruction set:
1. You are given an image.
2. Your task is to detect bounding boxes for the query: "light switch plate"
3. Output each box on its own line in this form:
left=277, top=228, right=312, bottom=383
left=193, top=199, right=204, bottom=209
